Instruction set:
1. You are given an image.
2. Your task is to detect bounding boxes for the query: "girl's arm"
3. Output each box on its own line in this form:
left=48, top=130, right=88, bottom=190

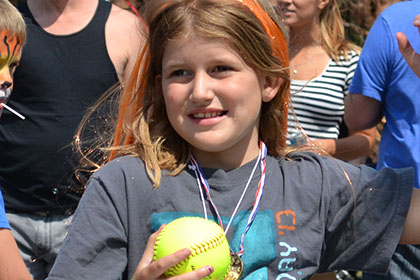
left=0, top=229, right=31, bottom=280
left=400, top=188, right=420, bottom=244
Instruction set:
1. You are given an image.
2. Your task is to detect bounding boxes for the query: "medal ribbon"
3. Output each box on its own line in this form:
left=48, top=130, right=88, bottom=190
left=190, top=141, right=268, bottom=257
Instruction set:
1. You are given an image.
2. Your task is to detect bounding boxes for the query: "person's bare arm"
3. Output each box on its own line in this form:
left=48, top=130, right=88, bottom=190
left=106, top=5, right=145, bottom=86
left=400, top=188, right=420, bottom=244
left=0, top=229, right=31, bottom=280
left=344, top=94, right=383, bottom=132
left=396, top=15, right=420, bottom=78
left=314, top=127, right=376, bottom=161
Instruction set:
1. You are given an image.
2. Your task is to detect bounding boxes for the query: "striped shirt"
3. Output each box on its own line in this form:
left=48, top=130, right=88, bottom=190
left=287, top=51, right=359, bottom=145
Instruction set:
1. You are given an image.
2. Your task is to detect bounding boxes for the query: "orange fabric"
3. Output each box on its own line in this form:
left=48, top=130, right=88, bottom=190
left=236, top=0, right=289, bottom=68
left=236, top=0, right=290, bottom=147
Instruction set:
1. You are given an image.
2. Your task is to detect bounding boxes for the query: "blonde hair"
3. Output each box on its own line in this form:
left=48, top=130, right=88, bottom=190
left=320, top=0, right=360, bottom=61
left=0, top=0, right=26, bottom=45
left=75, top=0, right=290, bottom=187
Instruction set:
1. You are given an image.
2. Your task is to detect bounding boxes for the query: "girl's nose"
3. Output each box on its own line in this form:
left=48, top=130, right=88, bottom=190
left=190, top=72, right=214, bottom=103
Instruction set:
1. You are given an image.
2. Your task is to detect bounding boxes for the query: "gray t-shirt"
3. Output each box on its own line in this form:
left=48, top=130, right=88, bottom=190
left=47, top=152, right=413, bottom=280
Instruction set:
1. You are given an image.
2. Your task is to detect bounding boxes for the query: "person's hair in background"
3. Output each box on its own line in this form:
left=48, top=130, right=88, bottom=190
left=318, top=0, right=360, bottom=62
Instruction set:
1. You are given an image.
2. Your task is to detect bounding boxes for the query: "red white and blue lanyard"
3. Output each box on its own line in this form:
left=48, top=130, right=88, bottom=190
left=189, top=141, right=267, bottom=257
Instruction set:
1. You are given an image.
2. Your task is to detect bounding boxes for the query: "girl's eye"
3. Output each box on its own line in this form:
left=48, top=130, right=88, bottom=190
left=213, top=65, right=231, bottom=73
left=171, top=69, right=189, bottom=77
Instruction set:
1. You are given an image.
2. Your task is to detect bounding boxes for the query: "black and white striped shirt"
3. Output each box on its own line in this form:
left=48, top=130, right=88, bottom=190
left=287, top=51, right=359, bottom=145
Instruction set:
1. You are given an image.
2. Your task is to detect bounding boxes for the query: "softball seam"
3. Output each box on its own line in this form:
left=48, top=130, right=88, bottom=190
left=157, top=231, right=227, bottom=277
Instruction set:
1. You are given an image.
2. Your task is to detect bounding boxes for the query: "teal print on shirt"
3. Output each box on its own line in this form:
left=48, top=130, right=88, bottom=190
left=151, top=210, right=277, bottom=279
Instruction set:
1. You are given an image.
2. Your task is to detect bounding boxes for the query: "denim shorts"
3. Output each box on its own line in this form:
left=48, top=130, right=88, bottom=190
left=6, top=212, right=73, bottom=280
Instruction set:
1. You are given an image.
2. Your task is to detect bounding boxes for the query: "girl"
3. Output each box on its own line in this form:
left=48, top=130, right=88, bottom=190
left=278, top=0, right=377, bottom=162
left=47, top=0, right=420, bottom=279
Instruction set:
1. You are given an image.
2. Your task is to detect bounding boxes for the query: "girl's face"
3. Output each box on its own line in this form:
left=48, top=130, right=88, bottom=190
left=278, top=0, right=329, bottom=28
left=159, top=36, right=280, bottom=168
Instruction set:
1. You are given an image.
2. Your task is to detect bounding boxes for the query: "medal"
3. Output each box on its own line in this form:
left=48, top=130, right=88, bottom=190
left=190, top=141, right=268, bottom=280
left=225, top=254, right=244, bottom=280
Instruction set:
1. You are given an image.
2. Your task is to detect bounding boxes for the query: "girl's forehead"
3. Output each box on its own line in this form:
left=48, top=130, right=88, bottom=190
left=162, top=35, right=242, bottom=62
left=167, top=33, right=234, bottom=51
left=0, top=29, right=23, bottom=57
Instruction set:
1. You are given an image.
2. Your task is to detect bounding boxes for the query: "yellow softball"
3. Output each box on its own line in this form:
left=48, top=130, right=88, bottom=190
left=153, top=216, right=231, bottom=279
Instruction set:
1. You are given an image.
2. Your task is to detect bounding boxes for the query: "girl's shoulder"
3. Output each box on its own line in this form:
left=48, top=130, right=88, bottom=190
left=86, top=155, right=158, bottom=198
left=275, top=151, right=338, bottom=166
left=271, top=151, right=362, bottom=181
left=92, top=155, right=147, bottom=180
left=269, top=151, right=340, bottom=172
left=273, top=151, right=413, bottom=191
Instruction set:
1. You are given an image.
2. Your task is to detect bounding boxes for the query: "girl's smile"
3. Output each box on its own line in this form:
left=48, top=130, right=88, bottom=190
left=188, top=108, right=227, bottom=126
left=160, top=36, right=279, bottom=169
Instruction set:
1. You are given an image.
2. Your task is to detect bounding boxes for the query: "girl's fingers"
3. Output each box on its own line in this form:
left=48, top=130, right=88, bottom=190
left=134, top=248, right=191, bottom=280
left=169, top=265, right=214, bottom=280
left=147, top=248, right=191, bottom=279
left=134, top=224, right=213, bottom=280
left=139, top=225, right=166, bottom=268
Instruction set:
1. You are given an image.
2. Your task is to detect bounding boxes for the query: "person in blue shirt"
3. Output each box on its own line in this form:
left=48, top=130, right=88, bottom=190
left=345, top=1, right=420, bottom=279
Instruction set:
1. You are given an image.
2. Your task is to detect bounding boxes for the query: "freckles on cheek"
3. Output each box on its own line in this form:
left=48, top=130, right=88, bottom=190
left=164, top=93, right=178, bottom=103
left=164, top=84, right=186, bottom=103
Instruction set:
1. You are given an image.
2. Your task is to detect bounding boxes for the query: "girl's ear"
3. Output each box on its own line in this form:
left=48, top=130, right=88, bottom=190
left=262, top=75, right=283, bottom=103
left=155, top=74, right=162, bottom=88
left=155, top=74, right=163, bottom=95
left=318, top=0, right=329, bottom=10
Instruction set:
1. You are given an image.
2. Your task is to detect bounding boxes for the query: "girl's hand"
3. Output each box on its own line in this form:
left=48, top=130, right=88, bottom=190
left=132, top=225, right=214, bottom=280
left=396, top=14, right=420, bottom=78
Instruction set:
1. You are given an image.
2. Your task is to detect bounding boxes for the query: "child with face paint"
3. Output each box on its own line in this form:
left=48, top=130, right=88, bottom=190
left=0, top=1, right=24, bottom=118
left=48, top=0, right=420, bottom=279
left=0, top=1, right=30, bottom=279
